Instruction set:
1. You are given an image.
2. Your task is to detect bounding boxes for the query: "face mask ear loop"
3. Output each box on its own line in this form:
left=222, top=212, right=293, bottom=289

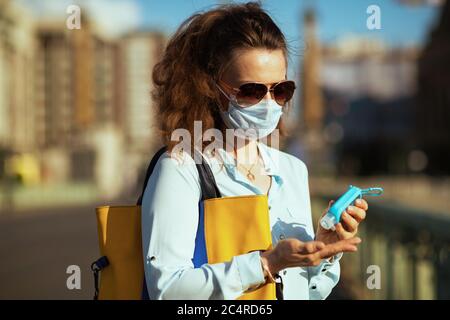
left=215, top=83, right=237, bottom=104
left=361, top=187, right=384, bottom=197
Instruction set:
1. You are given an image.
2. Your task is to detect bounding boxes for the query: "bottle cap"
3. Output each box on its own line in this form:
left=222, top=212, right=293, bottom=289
left=320, top=213, right=337, bottom=230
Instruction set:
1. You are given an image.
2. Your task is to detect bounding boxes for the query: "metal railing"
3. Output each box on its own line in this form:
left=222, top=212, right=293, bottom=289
left=312, top=196, right=450, bottom=299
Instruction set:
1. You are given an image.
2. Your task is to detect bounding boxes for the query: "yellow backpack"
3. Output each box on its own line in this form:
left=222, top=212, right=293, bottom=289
left=91, top=147, right=278, bottom=300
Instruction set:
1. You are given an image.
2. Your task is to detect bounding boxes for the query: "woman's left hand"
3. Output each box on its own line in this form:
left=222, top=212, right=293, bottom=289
left=316, top=198, right=368, bottom=245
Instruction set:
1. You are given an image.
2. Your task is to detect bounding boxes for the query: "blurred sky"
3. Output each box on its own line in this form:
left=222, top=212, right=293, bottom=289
left=19, top=0, right=441, bottom=48
left=141, top=0, right=441, bottom=48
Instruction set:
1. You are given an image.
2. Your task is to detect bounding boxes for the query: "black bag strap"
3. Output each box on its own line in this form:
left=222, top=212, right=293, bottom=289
left=136, top=146, right=169, bottom=206
left=137, top=146, right=221, bottom=205
left=91, top=256, right=110, bottom=300
left=193, top=149, right=222, bottom=200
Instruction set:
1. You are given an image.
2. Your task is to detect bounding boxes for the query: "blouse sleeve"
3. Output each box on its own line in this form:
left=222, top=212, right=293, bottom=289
left=141, top=152, right=266, bottom=300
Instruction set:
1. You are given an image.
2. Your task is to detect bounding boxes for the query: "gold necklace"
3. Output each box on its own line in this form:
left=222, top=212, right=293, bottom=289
left=239, top=162, right=259, bottom=181
left=233, top=149, right=259, bottom=182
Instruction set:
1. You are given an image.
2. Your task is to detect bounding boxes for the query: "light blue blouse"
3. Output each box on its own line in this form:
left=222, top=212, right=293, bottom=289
left=141, top=141, right=342, bottom=300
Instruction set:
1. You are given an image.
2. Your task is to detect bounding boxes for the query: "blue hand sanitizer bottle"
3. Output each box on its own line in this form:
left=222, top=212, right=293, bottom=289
left=320, top=185, right=384, bottom=230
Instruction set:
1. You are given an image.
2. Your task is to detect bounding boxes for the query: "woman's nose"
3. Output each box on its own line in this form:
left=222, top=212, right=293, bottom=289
left=263, top=90, right=272, bottom=101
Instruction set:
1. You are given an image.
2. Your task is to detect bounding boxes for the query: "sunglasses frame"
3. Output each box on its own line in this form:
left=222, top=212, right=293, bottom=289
left=217, top=79, right=296, bottom=108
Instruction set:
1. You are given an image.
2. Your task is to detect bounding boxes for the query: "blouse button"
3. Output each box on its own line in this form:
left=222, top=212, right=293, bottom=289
left=279, top=234, right=285, bottom=240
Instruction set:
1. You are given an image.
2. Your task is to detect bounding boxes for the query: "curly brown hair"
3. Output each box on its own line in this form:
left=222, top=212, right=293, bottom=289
left=152, top=1, right=290, bottom=152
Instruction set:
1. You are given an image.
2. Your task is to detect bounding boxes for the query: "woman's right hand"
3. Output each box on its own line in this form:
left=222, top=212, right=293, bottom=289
left=260, top=237, right=361, bottom=276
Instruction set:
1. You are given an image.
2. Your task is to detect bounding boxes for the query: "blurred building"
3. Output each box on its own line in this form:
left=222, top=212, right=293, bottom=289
left=0, top=0, right=36, bottom=153
left=33, top=15, right=129, bottom=196
left=321, top=38, right=417, bottom=101
left=35, top=16, right=109, bottom=149
left=120, top=31, right=166, bottom=155
left=416, top=0, right=450, bottom=175
left=115, top=31, right=166, bottom=197
left=301, top=9, right=324, bottom=133
left=290, top=3, right=447, bottom=177
left=35, top=21, right=76, bottom=149
left=0, top=0, right=168, bottom=199
left=33, top=18, right=98, bottom=184
left=0, top=0, right=201, bottom=197
left=293, top=30, right=420, bottom=176
left=290, top=7, right=420, bottom=176
left=320, top=38, right=419, bottom=175
left=94, top=37, right=123, bottom=130
left=291, top=9, right=332, bottom=174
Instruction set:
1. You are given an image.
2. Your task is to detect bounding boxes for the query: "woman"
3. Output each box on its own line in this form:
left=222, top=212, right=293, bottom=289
left=141, top=2, right=368, bottom=300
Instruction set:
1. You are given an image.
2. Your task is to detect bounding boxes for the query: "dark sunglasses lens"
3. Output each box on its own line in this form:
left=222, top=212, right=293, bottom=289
left=236, top=83, right=267, bottom=107
left=274, top=81, right=296, bottom=105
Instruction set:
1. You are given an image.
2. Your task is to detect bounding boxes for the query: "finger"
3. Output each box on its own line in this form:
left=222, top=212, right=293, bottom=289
left=295, top=252, right=323, bottom=266
left=286, top=238, right=304, bottom=252
left=290, top=253, right=322, bottom=267
left=347, top=237, right=362, bottom=245
left=355, top=198, right=368, bottom=211
left=318, top=243, right=357, bottom=260
left=300, top=241, right=325, bottom=254
left=334, top=223, right=349, bottom=239
left=341, top=211, right=359, bottom=233
left=347, top=205, right=366, bottom=223
left=317, top=238, right=361, bottom=259
left=300, top=238, right=361, bottom=264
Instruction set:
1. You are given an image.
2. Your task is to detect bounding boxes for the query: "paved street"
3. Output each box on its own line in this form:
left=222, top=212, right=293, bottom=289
left=0, top=204, right=103, bottom=299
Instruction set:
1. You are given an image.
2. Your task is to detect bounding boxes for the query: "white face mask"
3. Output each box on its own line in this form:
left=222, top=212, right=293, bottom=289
left=217, top=85, right=284, bottom=140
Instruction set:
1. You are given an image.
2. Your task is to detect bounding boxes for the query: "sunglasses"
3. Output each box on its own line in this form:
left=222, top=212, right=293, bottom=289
left=217, top=79, right=296, bottom=108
